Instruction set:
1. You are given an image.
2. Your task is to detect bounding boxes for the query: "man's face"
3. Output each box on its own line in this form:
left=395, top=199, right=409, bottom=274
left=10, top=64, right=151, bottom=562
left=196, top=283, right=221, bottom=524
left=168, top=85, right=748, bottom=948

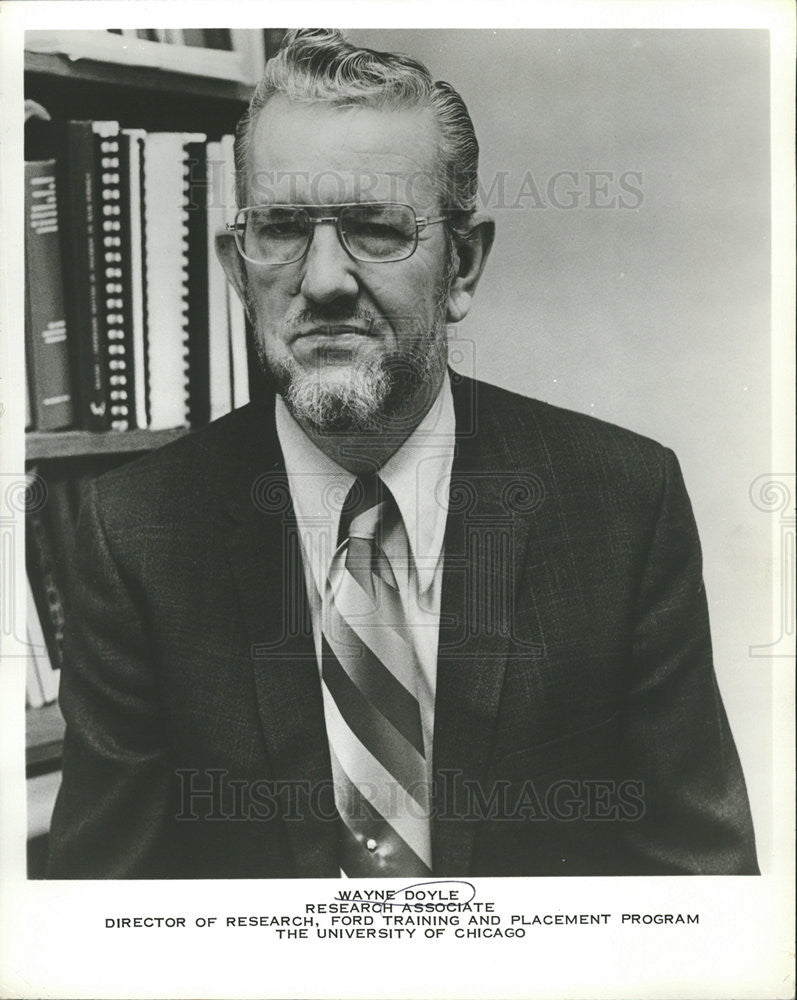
left=241, top=96, right=454, bottom=433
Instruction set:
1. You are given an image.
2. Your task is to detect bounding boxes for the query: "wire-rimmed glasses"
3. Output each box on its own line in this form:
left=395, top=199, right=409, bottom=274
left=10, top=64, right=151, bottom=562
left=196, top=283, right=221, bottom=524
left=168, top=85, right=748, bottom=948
left=226, top=202, right=451, bottom=265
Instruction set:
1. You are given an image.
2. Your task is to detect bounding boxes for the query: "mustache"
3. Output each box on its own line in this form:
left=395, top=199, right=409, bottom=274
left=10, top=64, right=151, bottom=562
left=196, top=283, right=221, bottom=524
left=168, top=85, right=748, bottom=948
left=285, top=305, right=379, bottom=331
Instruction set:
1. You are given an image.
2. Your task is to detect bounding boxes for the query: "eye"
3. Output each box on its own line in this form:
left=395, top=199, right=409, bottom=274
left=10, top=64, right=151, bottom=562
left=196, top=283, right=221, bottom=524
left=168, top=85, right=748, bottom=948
left=348, top=218, right=401, bottom=237
left=251, top=211, right=306, bottom=239
left=342, top=206, right=416, bottom=260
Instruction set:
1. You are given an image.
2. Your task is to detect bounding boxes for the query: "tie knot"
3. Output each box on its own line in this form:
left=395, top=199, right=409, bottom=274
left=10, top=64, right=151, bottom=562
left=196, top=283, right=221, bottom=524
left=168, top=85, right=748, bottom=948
left=338, top=475, right=391, bottom=546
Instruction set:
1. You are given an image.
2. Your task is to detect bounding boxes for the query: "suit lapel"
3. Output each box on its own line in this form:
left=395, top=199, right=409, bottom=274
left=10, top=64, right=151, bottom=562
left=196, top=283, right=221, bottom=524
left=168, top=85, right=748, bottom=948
left=221, top=401, right=338, bottom=877
left=217, top=379, right=538, bottom=877
left=432, top=373, right=535, bottom=874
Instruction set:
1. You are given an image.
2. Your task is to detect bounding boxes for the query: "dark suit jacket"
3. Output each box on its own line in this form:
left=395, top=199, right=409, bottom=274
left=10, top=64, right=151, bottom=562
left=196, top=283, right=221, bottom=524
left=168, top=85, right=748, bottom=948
left=47, top=373, right=758, bottom=877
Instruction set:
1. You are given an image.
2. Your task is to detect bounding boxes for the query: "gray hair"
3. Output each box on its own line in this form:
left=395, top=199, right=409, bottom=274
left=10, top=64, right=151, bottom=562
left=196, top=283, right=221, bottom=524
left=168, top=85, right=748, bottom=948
left=233, top=29, right=479, bottom=223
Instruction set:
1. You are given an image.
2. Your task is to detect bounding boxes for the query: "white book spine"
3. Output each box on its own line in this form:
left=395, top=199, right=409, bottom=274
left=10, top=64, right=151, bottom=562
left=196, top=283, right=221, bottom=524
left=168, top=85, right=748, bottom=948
left=220, top=134, right=250, bottom=409
left=26, top=624, right=45, bottom=709
left=206, top=140, right=233, bottom=421
left=123, top=128, right=148, bottom=429
left=142, top=133, right=191, bottom=430
left=26, top=578, right=59, bottom=704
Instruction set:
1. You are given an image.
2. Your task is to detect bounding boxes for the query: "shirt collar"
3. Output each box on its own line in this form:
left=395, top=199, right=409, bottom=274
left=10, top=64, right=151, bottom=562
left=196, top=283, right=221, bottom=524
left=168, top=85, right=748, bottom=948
left=275, top=376, right=455, bottom=595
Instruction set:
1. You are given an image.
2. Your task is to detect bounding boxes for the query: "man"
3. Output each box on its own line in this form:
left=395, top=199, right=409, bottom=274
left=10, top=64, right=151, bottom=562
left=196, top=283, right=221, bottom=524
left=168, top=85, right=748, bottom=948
left=47, top=29, right=758, bottom=878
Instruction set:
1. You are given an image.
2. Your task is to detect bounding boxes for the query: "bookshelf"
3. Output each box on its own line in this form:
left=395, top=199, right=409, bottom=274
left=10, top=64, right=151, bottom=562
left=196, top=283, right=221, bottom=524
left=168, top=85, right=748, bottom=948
left=27, top=428, right=190, bottom=461
left=23, top=28, right=284, bottom=876
left=25, top=51, right=254, bottom=137
left=25, top=51, right=255, bottom=102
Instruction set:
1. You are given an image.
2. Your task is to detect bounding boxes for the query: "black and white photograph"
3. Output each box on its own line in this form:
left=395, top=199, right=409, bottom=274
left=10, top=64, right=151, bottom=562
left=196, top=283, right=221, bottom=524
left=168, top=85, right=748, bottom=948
left=1, top=4, right=793, bottom=998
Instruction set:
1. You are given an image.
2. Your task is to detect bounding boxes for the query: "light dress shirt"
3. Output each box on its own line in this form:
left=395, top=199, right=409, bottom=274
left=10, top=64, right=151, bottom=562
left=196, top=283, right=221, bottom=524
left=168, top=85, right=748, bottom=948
left=275, top=376, right=456, bottom=778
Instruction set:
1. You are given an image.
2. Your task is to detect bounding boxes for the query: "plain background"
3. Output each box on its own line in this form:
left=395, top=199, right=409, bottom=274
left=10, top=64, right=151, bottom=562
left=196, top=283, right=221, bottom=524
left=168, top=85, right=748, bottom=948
left=350, top=29, right=772, bottom=862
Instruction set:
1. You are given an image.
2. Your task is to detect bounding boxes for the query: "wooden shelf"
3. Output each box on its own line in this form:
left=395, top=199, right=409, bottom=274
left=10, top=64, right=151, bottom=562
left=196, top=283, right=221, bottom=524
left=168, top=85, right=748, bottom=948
left=27, top=427, right=191, bottom=461
left=26, top=702, right=65, bottom=775
left=25, top=50, right=254, bottom=103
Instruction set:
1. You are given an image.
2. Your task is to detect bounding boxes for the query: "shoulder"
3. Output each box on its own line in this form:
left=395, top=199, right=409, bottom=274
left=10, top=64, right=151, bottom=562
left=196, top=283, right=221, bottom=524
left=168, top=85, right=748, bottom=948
left=86, top=401, right=277, bottom=523
left=452, top=376, right=693, bottom=538
left=452, top=376, right=685, bottom=523
left=454, top=372, right=671, bottom=460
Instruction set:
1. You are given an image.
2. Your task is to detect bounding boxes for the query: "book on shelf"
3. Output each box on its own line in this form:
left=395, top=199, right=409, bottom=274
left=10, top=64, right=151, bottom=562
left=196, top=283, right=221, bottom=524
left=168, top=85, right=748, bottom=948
left=121, top=128, right=149, bottom=428
left=25, top=116, right=251, bottom=440
left=94, top=121, right=137, bottom=431
left=26, top=475, right=68, bottom=678
left=206, top=140, right=233, bottom=421
left=25, top=466, right=78, bottom=709
left=25, top=622, right=46, bottom=710
left=220, top=134, right=250, bottom=410
left=31, top=119, right=111, bottom=430
left=24, top=159, right=75, bottom=431
left=134, top=28, right=234, bottom=50
left=39, top=471, right=79, bottom=605
left=142, top=132, right=195, bottom=430
left=185, top=138, right=211, bottom=427
left=199, top=30, right=234, bottom=51
left=25, top=28, right=265, bottom=84
left=26, top=577, right=60, bottom=707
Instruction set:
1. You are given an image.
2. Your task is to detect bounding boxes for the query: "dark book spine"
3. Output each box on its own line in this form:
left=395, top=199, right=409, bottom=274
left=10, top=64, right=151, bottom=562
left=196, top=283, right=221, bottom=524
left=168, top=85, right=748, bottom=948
left=95, top=125, right=134, bottom=430
left=202, top=28, right=233, bottom=50
left=40, top=471, right=78, bottom=617
left=122, top=129, right=150, bottom=428
left=26, top=488, right=67, bottom=674
left=53, top=121, right=110, bottom=430
left=182, top=28, right=207, bottom=47
left=24, top=160, right=74, bottom=431
left=184, top=140, right=210, bottom=427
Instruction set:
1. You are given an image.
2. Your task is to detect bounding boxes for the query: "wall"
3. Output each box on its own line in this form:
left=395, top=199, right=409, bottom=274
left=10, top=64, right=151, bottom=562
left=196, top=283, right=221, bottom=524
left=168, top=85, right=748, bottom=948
left=351, top=29, right=773, bottom=861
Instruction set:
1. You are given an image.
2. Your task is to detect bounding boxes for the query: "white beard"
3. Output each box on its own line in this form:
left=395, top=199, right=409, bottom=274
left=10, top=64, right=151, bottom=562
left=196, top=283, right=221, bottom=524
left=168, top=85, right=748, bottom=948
left=281, top=350, right=393, bottom=432
left=255, top=314, right=449, bottom=434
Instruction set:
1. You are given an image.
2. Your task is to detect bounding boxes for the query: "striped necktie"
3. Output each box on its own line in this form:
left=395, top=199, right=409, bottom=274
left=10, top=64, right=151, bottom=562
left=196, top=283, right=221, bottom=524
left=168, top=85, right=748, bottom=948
left=321, top=475, right=433, bottom=877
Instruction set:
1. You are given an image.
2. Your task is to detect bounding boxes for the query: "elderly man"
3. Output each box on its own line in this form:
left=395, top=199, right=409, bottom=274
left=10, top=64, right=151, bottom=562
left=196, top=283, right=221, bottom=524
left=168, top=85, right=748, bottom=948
left=48, top=29, right=758, bottom=878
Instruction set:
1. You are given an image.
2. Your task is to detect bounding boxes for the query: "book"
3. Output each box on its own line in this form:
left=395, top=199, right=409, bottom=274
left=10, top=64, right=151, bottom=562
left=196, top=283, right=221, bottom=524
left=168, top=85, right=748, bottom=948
left=202, top=29, right=233, bottom=50
left=24, top=160, right=74, bottom=431
left=142, top=132, right=193, bottom=429
left=24, top=119, right=252, bottom=436
left=49, top=121, right=110, bottom=429
left=206, top=139, right=233, bottom=421
left=25, top=621, right=46, bottom=710
left=184, top=138, right=210, bottom=427
left=182, top=28, right=207, bottom=48
left=94, top=121, right=136, bottom=431
left=40, top=472, right=78, bottom=613
left=162, top=29, right=185, bottom=46
left=121, top=128, right=149, bottom=428
left=26, top=576, right=59, bottom=705
left=26, top=29, right=262, bottom=83
left=220, top=134, right=250, bottom=409
left=26, top=474, right=67, bottom=676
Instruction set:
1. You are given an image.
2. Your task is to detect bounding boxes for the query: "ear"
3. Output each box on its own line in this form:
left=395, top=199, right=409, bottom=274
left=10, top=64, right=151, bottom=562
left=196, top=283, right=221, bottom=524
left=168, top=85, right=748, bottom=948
left=215, top=230, right=250, bottom=316
left=446, top=214, right=495, bottom=324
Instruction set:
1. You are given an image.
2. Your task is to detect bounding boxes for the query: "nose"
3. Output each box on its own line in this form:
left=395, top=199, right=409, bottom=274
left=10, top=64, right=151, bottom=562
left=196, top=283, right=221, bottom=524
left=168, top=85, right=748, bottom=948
left=299, top=220, right=360, bottom=305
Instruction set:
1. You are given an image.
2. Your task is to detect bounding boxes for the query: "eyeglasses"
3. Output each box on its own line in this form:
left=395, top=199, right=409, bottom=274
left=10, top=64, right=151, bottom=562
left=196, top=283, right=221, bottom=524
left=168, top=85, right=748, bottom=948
left=226, top=202, right=451, bottom=265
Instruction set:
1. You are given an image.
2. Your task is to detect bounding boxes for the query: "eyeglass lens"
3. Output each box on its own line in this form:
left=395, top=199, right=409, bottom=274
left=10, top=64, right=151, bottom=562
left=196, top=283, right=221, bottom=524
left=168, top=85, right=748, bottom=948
left=240, top=204, right=418, bottom=264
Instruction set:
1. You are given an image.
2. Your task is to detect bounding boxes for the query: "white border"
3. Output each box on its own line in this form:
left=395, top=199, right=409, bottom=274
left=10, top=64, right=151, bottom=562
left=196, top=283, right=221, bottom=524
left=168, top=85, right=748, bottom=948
left=1, top=3, right=793, bottom=999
